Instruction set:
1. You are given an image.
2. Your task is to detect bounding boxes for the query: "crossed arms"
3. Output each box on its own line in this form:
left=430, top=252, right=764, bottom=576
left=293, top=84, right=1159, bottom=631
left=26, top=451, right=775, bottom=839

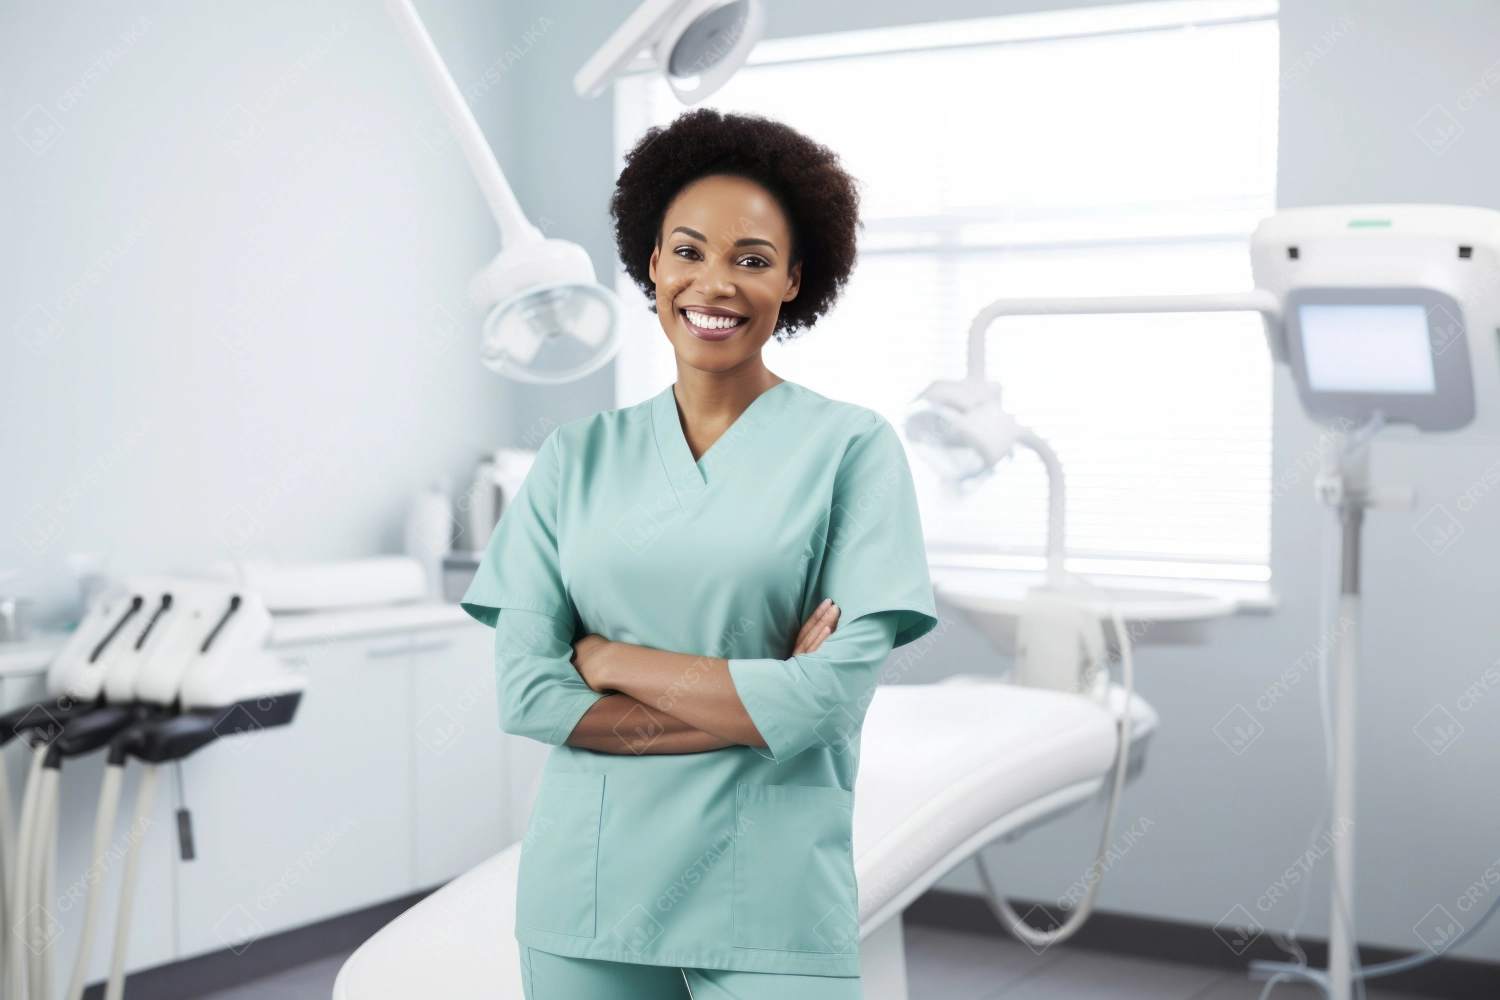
left=492, top=600, right=898, bottom=758
left=563, top=599, right=840, bottom=754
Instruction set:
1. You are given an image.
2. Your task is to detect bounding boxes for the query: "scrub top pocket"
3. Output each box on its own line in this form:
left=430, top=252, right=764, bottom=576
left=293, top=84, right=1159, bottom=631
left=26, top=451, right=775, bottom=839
left=517, top=771, right=605, bottom=939
left=732, top=782, right=858, bottom=955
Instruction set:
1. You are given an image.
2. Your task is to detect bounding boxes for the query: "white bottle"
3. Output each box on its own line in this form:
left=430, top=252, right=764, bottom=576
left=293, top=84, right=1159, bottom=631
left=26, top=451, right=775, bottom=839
left=404, top=479, right=454, bottom=601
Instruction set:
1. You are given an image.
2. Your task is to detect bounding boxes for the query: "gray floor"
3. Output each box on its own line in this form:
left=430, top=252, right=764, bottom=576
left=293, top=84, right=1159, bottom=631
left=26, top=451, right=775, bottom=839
left=189, top=925, right=1430, bottom=1000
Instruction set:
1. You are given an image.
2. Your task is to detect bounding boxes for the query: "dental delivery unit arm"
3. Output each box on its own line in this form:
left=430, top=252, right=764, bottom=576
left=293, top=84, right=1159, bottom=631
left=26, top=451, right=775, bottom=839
left=0, top=577, right=305, bottom=1000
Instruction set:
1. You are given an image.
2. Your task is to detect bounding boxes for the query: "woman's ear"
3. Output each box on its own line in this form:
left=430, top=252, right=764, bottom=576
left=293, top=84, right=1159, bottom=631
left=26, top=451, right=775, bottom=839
left=648, top=242, right=660, bottom=285
left=783, top=260, right=802, bottom=303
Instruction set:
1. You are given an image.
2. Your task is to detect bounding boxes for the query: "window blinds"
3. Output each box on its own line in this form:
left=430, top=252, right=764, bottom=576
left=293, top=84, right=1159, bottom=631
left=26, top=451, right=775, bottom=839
left=614, top=2, right=1279, bottom=581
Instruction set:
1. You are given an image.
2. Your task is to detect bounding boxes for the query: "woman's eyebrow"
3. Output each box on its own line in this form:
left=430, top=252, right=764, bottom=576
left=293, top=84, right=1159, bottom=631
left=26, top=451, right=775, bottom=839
left=668, top=226, right=778, bottom=252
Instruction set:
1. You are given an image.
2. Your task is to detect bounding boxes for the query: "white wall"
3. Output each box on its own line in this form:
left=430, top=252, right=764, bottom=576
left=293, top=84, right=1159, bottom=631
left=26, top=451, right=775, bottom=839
left=0, top=0, right=546, bottom=621
left=498, top=0, right=1500, bottom=965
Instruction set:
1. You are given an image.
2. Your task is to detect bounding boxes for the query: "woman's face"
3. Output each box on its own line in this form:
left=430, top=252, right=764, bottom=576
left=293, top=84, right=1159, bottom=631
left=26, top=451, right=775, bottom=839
left=648, top=174, right=801, bottom=374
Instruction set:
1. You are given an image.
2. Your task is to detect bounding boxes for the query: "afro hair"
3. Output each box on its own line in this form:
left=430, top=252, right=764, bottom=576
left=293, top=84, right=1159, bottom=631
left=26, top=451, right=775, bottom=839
left=610, top=108, right=861, bottom=341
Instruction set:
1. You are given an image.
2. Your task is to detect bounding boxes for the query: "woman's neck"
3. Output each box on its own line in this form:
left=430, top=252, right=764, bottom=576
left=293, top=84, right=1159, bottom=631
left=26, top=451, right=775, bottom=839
left=672, top=357, right=784, bottom=460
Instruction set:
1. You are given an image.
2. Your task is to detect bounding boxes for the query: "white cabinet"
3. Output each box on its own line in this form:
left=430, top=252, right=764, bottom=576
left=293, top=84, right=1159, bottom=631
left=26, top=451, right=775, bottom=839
left=176, top=631, right=417, bottom=958
left=410, top=623, right=508, bottom=887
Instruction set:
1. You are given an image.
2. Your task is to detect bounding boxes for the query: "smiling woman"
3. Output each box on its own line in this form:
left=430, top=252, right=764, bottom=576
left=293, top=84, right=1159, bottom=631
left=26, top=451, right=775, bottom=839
left=459, top=108, right=936, bottom=999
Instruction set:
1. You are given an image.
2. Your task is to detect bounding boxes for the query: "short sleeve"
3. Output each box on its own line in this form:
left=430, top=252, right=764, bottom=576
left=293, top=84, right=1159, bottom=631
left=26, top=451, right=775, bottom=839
left=492, top=608, right=604, bottom=745
left=814, top=412, right=938, bottom=648
left=729, top=610, right=899, bottom=762
left=461, top=430, right=573, bottom=629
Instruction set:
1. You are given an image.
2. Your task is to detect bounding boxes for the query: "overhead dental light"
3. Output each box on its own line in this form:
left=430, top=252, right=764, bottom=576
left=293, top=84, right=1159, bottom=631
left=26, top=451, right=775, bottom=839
left=905, top=378, right=1068, bottom=589
left=909, top=205, right=1500, bottom=1000
left=385, top=0, right=621, bottom=383
left=574, top=0, right=766, bottom=105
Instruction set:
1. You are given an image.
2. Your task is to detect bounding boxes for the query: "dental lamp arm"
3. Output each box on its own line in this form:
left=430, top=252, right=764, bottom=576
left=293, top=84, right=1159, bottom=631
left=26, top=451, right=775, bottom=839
left=965, top=290, right=1283, bottom=379
left=951, top=290, right=1281, bottom=587
left=385, top=0, right=541, bottom=246
left=1016, top=428, right=1068, bottom=589
left=574, top=0, right=687, bottom=99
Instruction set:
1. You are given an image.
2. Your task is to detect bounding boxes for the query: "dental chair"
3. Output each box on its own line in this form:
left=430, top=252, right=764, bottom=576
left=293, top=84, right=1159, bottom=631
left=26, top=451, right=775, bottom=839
left=332, top=677, right=1155, bottom=1000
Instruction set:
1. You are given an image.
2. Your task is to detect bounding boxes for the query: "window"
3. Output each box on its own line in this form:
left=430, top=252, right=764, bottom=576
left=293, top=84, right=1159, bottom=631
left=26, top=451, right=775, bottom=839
left=614, top=0, right=1279, bottom=583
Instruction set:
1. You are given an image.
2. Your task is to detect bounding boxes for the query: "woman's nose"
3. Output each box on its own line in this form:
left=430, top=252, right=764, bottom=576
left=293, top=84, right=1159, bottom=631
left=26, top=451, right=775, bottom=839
left=693, top=249, right=737, bottom=296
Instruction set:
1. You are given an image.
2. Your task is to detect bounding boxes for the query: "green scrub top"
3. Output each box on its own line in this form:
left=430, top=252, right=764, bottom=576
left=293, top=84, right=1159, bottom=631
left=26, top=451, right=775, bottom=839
left=461, top=379, right=939, bottom=977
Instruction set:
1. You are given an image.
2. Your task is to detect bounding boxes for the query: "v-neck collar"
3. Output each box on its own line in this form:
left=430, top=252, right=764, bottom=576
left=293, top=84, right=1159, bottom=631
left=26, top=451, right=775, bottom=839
left=651, top=379, right=799, bottom=510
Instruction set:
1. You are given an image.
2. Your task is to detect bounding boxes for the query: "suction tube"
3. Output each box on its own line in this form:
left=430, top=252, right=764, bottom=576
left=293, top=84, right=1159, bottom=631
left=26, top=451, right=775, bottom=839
left=103, top=763, right=157, bottom=1000
left=0, top=752, right=14, bottom=1000
left=975, top=598, right=1135, bottom=948
left=9, top=744, right=46, bottom=1000
left=28, top=768, right=61, bottom=1000
left=65, top=764, right=125, bottom=1000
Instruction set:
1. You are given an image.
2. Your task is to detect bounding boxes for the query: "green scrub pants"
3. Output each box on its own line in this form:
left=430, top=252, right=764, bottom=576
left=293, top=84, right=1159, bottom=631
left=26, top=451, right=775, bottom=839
left=521, top=947, right=865, bottom=999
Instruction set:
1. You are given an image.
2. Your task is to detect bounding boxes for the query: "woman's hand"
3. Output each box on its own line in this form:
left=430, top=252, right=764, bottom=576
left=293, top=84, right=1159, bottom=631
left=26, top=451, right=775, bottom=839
left=571, top=633, right=615, bottom=692
left=792, top=598, right=840, bottom=655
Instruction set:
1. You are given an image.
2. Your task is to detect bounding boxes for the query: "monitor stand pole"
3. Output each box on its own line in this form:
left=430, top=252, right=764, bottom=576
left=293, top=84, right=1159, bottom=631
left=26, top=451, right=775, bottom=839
left=1249, top=417, right=1413, bottom=1000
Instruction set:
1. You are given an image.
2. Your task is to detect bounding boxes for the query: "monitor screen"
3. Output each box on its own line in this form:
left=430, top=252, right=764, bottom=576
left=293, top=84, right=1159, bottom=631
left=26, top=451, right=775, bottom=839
left=1298, top=304, right=1436, bottom=394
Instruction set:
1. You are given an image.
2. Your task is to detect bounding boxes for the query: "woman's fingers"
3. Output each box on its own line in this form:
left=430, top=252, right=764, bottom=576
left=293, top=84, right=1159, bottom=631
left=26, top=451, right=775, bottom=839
left=795, top=599, right=831, bottom=650
left=793, top=599, right=831, bottom=653
left=804, top=609, right=838, bottom=653
left=793, top=599, right=839, bottom=655
left=792, top=599, right=828, bottom=653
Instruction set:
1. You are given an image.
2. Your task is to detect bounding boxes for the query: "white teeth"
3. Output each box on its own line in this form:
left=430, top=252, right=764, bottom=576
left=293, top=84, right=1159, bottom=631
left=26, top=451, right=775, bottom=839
left=684, top=310, right=743, bottom=331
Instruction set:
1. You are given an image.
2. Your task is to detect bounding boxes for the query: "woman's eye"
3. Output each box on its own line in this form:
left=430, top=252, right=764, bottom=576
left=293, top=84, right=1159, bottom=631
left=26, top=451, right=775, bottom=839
left=673, top=245, right=702, bottom=260
left=737, top=255, right=770, bottom=268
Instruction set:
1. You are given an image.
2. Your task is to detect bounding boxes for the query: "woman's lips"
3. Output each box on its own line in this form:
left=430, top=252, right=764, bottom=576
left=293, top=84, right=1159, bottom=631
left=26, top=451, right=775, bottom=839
left=681, top=307, right=747, bottom=342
